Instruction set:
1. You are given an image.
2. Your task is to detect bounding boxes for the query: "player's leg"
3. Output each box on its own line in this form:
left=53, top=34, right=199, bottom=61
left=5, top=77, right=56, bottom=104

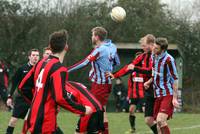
left=156, top=96, right=173, bottom=134
left=75, top=114, right=91, bottom=134
left=156, top=113, right=169, bottom=134
left=103, top=106, right=109, bottom=134
left=87, top=111, right=104, bottom=134
left=144, top=96, right=158, bottom=134
left=6, top=117, right=18, bottom=134
left=128, top=99, right=137, bottom=133
left=6, top=96, right=29, bottom=134
left=90, top=83, right=111, bottom=134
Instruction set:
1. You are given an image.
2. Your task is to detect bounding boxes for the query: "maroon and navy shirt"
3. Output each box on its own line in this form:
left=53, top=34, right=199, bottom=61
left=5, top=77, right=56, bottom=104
left=152, top=51, right=178, bottom=97
left=127, top=52, right=178, bottom=98
left=68, top=39, right=120, bottom=84
left=18, top=55, right=86, bottom=133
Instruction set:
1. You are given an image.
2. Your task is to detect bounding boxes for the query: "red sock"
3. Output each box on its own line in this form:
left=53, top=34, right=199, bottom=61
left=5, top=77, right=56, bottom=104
left=160, top=125, right=170, bottom=134
left=21, top=120, right=28, bottom=134
left=103, top=122, right=109, bottom=134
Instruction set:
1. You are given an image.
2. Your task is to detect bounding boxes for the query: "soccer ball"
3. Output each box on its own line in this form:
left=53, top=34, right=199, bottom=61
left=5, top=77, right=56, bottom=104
left=110, top=6, right=126, bottom=22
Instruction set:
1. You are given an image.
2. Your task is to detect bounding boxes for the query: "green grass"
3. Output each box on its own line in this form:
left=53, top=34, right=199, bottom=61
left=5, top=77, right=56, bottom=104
left=0, top=111, right=200, bottom=134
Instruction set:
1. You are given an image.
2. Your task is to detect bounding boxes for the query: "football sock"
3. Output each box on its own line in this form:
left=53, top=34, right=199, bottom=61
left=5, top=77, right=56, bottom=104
left=103, top=122, right=109, bottom=134
left=129, top=115, right=136, bottom=129
left=160, top=125, right=170, bottom=134
left=150, top=123, right=158, bottom=134
left=6, top=126, right=14, bottom=134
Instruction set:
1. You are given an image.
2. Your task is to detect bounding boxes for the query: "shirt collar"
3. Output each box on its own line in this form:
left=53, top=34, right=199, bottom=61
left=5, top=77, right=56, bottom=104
left=153, top=51, right=167, bottom=60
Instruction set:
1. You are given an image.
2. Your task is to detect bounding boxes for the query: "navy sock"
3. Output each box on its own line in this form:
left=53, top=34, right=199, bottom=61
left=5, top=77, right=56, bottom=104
left=6, top=126, right=14, bottom=134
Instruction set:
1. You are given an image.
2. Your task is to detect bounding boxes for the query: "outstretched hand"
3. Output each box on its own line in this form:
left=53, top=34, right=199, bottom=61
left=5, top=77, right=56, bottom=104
left=127, top=64, right=134, bottom=70
left=85, top=106, right=93, bottom=115
left=105, top=72, right=115, bottom=80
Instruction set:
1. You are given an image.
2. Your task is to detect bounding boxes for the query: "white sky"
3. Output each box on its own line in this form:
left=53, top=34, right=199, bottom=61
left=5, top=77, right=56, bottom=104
left=8, top=0, right=199, bottom=21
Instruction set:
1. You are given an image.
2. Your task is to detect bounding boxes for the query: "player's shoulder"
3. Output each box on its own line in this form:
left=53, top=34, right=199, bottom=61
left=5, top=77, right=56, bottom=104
left=136, top=52, right=146, bottom=59
left=166, top=52, right=175, bottom=61
left=51, top=62, right=67, bottom=74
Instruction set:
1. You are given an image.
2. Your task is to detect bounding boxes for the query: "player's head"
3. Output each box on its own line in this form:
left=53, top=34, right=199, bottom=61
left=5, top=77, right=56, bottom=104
left=43, top=47, right=52, bottom=58
left=153, top=37, right=168, bottom=55
left=49, top=29, right=68, bottom=54
left=139, top=34, right=155, bottom=53
left=145, top=34, right=155, bottom=51
left=91, top=27, right=107, bottom=45
left=28, top=48, right=40, bottom=65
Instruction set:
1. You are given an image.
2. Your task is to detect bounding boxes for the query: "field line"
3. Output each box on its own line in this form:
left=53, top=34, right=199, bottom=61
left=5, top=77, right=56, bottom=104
left=137, top=124, right=200, bottom=134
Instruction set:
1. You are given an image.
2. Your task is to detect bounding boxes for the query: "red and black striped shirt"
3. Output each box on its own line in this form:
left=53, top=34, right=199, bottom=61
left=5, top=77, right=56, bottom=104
left=65, top=81, right=103, bottom=112
left=128, top=72, right=144, bottom=99
left=18, top=55, right=86, bottom=133
left=0, top=62, right=9, bottom=89
left=113, top=52, right=153, bottom=97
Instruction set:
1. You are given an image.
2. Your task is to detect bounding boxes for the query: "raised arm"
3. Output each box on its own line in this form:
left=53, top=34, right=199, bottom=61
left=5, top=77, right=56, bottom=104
left=68, top=48, right=100, bottom=72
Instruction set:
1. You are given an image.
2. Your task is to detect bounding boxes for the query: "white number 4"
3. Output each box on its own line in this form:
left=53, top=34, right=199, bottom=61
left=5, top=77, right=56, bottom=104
left=36, top=69, right=44, bottom=91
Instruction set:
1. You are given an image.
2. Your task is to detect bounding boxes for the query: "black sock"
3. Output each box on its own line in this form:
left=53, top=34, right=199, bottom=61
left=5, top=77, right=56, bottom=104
left=6, top=126, right=14, bottom=134
left=129, top=115, right=136, bottom=129
left=55, top=127, right=64, bottom=134
left=150, top=123, right=158, bottom=134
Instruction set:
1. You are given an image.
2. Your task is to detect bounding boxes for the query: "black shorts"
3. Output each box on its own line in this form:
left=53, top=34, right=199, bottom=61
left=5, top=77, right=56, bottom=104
left=12, top=96, right=30, bottom=119
left=129, top=98, right=145, bottom=106
left=76, top=111, right=104, bottom=133
left=144, top=95, right=155, bottom=117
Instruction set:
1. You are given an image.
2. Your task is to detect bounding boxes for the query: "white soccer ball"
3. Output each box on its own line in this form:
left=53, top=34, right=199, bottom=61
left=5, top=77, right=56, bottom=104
left=110, top=6, right=126, bottom=22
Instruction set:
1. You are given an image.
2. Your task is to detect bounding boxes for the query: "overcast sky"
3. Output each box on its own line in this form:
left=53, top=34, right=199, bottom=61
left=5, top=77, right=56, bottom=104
left=7, top=0, right=199, bottom=21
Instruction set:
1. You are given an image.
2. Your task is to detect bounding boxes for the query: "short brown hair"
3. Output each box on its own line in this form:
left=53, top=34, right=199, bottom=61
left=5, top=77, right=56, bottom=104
left=145, top=34, right=155, bottom=44
left=139, top=34, right=155, bottom=44
left=155, top=37, right=168, bottom=50
left=91, top=27, right=107, bottom=41
left=43, top=47, right=52, bottom=52
left=28, top=48, right=39, bottom=56
left=49, top=29, right=68, bottom=53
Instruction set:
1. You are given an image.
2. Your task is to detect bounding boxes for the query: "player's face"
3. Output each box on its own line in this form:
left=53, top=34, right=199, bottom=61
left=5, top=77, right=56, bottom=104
left=148, top=43, right=154, bottom=52
left=43, top=50, right=52, bottom=58
left=153, top=43, right=162, bottom=55
left=29, top=51, right=40, bottom=65
left=140, top=39, right=149, bottom=53
left=91, top=32, right=98, bottom=45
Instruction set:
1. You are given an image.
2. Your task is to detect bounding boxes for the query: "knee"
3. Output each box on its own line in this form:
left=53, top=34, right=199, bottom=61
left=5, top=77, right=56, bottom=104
left=157, top=119, right=167, bottom=128
left=145, top=118, right=150, bottom=125
left=129, top=105, right=135, bottom=114
left=145, top=117, right=154, bottom=126
left=9, top=117, right=18, bottom=127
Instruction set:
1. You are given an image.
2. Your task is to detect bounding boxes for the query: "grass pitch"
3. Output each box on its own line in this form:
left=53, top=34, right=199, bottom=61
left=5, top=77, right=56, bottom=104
left=0, top=111, right=200, bottom=134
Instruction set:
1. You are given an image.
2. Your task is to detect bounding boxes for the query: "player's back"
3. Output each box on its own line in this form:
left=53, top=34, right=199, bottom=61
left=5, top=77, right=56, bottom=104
left=95, top=40, right=118, bottom=72
left=29, top=55, right=66, bottom=133
left=65, top=81, right=103, bottom=112
left=89, top=39, right=119, bottom=84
